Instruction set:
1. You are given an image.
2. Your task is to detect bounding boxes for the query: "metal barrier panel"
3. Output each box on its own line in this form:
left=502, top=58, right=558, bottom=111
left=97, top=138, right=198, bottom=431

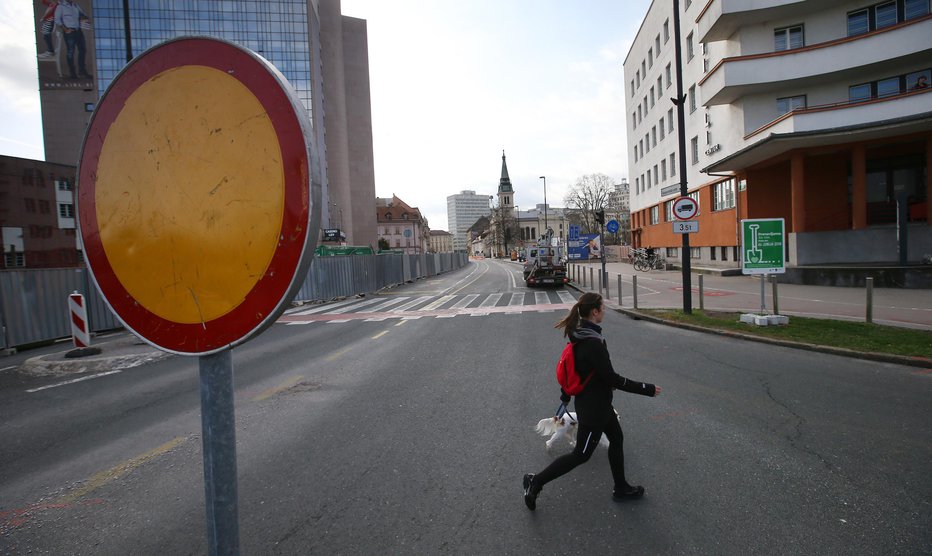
left=1, top=254, right=467, bottom=348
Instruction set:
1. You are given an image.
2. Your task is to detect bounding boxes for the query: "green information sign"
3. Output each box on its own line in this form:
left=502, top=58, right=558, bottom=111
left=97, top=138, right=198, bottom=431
left=741, top=218, right=785, bottom=275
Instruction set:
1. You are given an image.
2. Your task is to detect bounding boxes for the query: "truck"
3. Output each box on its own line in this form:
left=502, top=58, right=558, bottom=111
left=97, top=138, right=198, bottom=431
left=522, top=240, right=568, bottom=287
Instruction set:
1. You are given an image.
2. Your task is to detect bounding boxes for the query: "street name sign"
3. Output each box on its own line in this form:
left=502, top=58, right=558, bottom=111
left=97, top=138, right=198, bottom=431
left=741, top=218, right=785, bottom=274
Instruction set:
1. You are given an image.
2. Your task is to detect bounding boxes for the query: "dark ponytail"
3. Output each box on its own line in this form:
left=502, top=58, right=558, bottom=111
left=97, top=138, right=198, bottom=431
left=554, top=292, right=603, bottom=338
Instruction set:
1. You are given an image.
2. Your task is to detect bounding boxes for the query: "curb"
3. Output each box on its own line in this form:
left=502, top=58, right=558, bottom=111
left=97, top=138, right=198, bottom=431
left=568, top=283, right=932, bottom=369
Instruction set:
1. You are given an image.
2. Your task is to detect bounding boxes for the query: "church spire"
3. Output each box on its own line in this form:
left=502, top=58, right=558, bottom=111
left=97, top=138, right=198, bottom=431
left=499, top=150, right=513, bottom=193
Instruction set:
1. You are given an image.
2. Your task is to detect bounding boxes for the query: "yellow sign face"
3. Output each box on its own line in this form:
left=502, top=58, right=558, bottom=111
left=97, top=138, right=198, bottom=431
left=95, top=65, right=284, bottom=324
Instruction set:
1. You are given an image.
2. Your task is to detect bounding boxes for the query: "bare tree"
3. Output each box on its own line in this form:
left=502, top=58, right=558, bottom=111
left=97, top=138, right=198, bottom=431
left=489, top=204, right=518, bottom=257
left=564, top=173, right=614, bottom=234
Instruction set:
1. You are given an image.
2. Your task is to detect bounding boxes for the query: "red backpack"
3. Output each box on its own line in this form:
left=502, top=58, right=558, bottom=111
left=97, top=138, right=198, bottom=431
left=556, top=341, right=593, bottom=396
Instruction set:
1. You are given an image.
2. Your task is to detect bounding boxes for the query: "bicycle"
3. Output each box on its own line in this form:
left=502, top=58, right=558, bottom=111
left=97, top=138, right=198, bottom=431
left=632, top=250, right=666, bottom=272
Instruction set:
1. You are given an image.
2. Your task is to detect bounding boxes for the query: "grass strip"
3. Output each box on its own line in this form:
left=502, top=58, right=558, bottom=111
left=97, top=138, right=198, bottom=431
left=640, top=309, right=932, bottom=359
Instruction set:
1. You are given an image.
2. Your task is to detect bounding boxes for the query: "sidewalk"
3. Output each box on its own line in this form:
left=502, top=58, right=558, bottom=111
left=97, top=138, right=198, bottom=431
left=566, top=260, right=932, bottom=331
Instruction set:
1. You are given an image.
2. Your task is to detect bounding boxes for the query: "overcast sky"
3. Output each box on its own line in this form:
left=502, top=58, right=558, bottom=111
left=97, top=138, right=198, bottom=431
left=0, top=0, right=650, bottom=232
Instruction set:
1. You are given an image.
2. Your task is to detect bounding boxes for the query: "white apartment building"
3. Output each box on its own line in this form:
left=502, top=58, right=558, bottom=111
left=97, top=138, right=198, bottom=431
left=447, top=190, right=493, bottom=251
left=625, top=0, right=931, bottom=269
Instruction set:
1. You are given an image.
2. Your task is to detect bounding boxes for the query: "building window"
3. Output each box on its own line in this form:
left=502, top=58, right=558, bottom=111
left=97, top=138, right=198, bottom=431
left=666, top=247, right=678, bottom=258
left=630, top=79, right=635, bottom=96
left=691, top=137, right=699, bottom=165
left=4, top=252, right=25, bottom=268
left=39, top=200, right=50, bottom=214
left=659, top=117, right=665, bottom=140
left=661, top=159, right=667, bottom=180
left=634, top=145, right=638, bottom=162
left=664, top=19, right=670, bottom=42
left=647, top=169, right=652, bottom=188
left=665, top=64, right=672, bottom=89
left=25, top=198, right=36, bottom=212
left=774, top=25, right=804, bottom=51
left=650, top=206, right=659, bottom=225
left=56, top=179, right=73, bottom=191
left=849, top=82, right=873, bottom=101
left=848, top=0, right=928, bottom=36
left=908, top=69, right=931, bottom=90
left=721, top=246, right=728, bottom=261
left=670, top=153, right=676, bottom=175
left=654, top=165, right=659, bottom=185
left=648, top=48, right=653, bottom=68
left=652, top=126, right=657, bottom=147
left=777, top=95, right=807, bottom=115
left=877, top=76, right=900, bottom=97
left=690, top=247, right=701, bottom=259
left=642, top=60, right=647, bottom=77
left=713, top=179, right=736, bottom=211
left=686, top=33, right=694, bottom=61
left=733, top=246, right=739, bottom=261
left=689, top=85, right=697, bottom=112
left=645, top=133, right=650, bottom=152
left=711, top=247, right=717, bottom=260
left=668, top=108, right=674, bottom=132
left=650, top=86, right=655, bottom=108
left=665, top=200, right=674, bottom=221
left=59, top=203, right=75, bottom=218
left=635, top=177, right=639, bottom=193
left=656, top=34, right=661, bottom=54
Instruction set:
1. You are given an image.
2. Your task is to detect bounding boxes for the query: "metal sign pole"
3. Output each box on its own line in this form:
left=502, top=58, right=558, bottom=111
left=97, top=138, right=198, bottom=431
left=760, top=275, right=767, bottom=314
left=199, top=350, right=240, bottom=555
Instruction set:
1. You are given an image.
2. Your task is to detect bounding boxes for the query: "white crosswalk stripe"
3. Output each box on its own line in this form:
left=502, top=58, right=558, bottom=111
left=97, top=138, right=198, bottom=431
left=279, top=290, right=576, bottom=325
left=479, top=293, right=503, bottom=308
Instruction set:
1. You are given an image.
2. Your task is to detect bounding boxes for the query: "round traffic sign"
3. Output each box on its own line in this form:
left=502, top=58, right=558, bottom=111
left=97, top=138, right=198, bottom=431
left=673, top=197, right=698, bottom=221
left=606, top=219, right=619, bottom=233
left=77, top=37, right=320, bottom=355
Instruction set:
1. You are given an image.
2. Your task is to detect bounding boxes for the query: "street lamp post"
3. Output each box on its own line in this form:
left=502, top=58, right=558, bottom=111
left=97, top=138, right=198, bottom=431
left=539, top=176, right=548, bottom=243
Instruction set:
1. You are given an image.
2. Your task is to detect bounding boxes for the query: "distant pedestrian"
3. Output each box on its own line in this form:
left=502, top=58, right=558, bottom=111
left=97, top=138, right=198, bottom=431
left=523, top=292, right=661, bottom=510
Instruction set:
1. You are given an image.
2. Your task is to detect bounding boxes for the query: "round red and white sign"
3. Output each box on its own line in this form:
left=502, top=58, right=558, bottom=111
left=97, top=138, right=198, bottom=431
left=673, top=197, right=698, bottom=221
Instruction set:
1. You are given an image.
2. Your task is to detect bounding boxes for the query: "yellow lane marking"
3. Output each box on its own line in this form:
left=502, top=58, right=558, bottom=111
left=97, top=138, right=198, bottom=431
left=325, top=347, right=353, bottom=362
left=372, top=331, right=389, bottom=339
left=252, top=375, right=304, bottom=402
left=55, top=436, right=188, bottom=504
left=394, top=320, right=407, bottom=327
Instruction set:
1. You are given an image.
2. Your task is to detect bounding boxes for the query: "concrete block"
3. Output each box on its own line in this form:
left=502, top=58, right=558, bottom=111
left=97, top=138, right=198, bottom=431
left=739, top=313, right=759, bottom=325
left=753, top=315, right=770, bottom=326
left=767, top=315, right=790, bottom=325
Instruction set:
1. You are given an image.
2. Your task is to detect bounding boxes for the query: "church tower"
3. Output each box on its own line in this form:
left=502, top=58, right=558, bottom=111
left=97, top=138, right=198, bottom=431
left=498, top=150, right=514, bottom=213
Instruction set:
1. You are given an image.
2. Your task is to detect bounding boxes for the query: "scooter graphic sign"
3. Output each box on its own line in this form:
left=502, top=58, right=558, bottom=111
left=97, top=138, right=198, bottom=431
left=741, top=218, right=785, bottom=275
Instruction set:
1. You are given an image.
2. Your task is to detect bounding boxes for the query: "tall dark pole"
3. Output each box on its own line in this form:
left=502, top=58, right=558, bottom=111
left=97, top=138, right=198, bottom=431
left=122, top=0, right=133, bottom=61
left=540, top=176, right=548, bottom=241
left=672, top=0, right=693, bottom=314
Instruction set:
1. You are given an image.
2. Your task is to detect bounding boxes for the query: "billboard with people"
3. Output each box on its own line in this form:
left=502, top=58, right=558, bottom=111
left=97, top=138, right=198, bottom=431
left=568, top=233, right=601, bottom=260
left=34, top=0, right=96, bottom=91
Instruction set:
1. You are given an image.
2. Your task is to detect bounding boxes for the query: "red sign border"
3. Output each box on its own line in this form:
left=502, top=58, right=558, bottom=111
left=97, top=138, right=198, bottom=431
left=78, top=37, right=315, bottom=355
left=673, top=196, right=698, bottom=221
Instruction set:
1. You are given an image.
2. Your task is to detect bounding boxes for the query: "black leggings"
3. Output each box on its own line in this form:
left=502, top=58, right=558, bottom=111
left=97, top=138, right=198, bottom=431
left=534, top=415, right=629, bottom=490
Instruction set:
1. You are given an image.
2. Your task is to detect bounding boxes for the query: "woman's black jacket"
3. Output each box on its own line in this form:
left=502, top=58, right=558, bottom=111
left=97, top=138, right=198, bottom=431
left=568, top=320, right=656, bottom=426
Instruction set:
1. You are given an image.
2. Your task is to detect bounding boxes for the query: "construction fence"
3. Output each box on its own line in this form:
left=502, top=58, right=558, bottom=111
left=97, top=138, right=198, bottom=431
left=0, top=251, right=467, bottom=350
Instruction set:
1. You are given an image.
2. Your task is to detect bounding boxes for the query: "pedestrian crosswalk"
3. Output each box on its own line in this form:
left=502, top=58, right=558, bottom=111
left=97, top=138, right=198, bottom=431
left=279, top=290, right=577, bottom=325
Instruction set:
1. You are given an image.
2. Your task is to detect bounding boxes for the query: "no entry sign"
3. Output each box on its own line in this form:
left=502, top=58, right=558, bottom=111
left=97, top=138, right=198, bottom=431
left=77, top=37, right=320, bottom=355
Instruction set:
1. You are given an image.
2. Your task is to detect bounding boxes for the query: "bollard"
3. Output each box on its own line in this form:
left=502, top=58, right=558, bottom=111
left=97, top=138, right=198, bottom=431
left=68, top=292, right=91, bottom=348
left=698, top=274, right=704, bottom=312
left=604, top=272, right=610, bottom=300
left=598, top=271, right=603, bottom=296
left=589, top=267, right=594, bottom=291
left=866, top=277, right=873, bottom=324
left=618, top=275, right=623, bottom=308
left=771, top=275, right=779, bottom=315
left=632, top=275, right=639, bottom=309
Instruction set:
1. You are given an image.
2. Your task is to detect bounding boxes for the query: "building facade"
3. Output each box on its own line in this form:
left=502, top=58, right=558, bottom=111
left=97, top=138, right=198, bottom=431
left=0, top=156, right=81, bottom=269
left=515, top=204, right=570, bottom=248
left=376, top=195, right=428, bottom=254
left=625, top=0, right=930, bottom=267
left=447, top=190, right=493, bottom=252
left=32, top=0, right=377, bottom=248
left=428, top=230, right=453, bottom=253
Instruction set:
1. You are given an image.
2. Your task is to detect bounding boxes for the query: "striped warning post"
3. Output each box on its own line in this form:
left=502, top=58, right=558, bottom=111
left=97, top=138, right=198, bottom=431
left=69, top=292, right=91, bottom=348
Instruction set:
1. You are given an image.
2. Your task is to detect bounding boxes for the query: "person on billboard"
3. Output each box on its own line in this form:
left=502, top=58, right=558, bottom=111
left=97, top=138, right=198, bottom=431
left=54, top=0, right=92, bottom=79
left=586, top=237, right=601, bottom=260
left=37, top=0, right=59, bottom=60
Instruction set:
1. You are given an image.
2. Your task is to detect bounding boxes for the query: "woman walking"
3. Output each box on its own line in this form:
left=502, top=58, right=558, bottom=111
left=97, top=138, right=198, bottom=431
left=523, top=292, right=661, bottom=510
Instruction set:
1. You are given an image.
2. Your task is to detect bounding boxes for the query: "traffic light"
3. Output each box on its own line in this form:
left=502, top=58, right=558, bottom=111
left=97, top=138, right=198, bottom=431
left=595, top=209, right=605, bottom=225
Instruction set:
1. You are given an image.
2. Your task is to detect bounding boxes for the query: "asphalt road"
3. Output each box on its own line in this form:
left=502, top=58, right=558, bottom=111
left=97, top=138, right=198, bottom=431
left=0, top=259, right=929, bottom=554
